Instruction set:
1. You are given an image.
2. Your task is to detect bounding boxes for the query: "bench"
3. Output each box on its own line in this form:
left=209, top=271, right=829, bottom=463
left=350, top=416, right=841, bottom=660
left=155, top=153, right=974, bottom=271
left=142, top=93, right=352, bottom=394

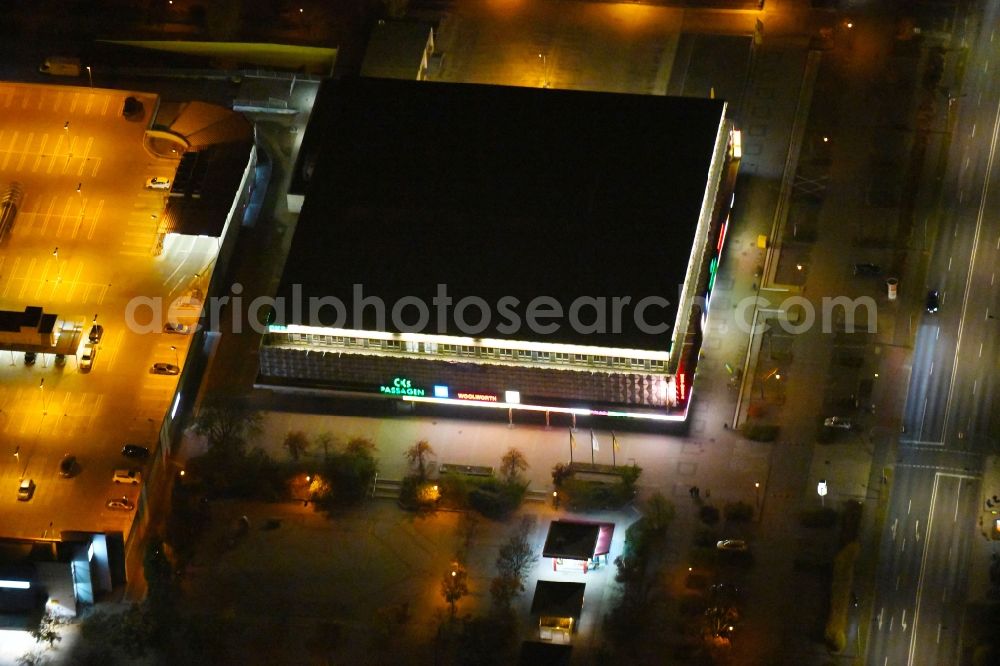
left=439, top=463, right=494, bottom=478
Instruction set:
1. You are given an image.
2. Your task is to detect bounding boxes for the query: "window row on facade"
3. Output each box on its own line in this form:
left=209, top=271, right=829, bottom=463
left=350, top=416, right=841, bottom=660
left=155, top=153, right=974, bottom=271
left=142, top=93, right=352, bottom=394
left=273, top=332, right=668, bottom=372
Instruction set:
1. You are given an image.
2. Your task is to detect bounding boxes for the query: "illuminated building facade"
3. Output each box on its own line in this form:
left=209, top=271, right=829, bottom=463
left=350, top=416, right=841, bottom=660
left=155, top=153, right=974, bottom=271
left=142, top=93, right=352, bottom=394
left=259, top=77, right=740, bottom=423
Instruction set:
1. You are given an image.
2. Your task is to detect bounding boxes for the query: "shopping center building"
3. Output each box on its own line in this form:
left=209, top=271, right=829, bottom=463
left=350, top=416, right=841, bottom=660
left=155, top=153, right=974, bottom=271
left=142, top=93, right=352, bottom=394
left=257, top=77, right=740, bottom=423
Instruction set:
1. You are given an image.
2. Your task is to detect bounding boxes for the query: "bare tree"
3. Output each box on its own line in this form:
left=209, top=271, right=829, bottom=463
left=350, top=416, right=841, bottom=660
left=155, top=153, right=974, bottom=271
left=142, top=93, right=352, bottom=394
left=191, top=394, right=262, bottom=457
left=405, top=440, right=435, bottom=481
left=441, top=563, right=469, bottom=619
left=490, top=516, right=538, bottom=610
left=283, top=431, right=310, bottom=461
left=499, top=447, right=529, bottom=484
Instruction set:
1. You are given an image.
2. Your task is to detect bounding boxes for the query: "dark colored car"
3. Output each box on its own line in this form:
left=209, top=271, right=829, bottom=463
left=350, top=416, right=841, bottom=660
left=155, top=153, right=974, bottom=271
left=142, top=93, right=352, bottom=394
left=89, top=324, right=104, bottom=344
left=59, top=455, right=77, bottom=477
left=121, top=96, right=143, bottom=120
left=122, top=444, right=150, bottom=459
left=853, top=263, right=881, bottom=276
left=24, top=351, right=36, bottom=365
left=926, top=290, right=940, bottom=314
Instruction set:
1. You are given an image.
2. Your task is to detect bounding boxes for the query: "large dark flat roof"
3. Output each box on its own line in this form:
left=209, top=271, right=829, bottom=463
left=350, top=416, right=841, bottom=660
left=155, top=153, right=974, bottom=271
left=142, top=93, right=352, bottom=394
left=281, top=77, right=725, bottom=349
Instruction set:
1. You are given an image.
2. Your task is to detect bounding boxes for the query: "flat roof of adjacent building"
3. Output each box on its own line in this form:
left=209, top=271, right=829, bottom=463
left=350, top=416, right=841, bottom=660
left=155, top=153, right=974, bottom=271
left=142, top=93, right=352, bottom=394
left=281, top=77, right=725, bottom=349
left=529, top=580, right=586, bottom=619
left=361, top=20, right=434, bottom=80
left=542, top=520, right=601, bottom=561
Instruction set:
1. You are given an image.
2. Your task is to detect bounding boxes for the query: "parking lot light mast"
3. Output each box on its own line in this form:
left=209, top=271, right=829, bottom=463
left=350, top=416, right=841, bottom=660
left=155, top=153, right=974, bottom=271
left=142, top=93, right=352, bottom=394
left=170, top=345, right=179, bottom=367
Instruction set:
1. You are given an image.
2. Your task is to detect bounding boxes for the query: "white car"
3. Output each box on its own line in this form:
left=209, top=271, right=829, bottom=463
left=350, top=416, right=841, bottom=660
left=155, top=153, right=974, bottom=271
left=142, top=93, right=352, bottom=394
left=164, top=322, right=190, bottom=335
left=716, top=539, right=748, bottom=552
left=17, top=479, right=35, bottom=501
left=145, top=176, right=171, bottom=190
left=113, top=469, right=142, bottom=485
left=823, top=416, right=853, bottom=430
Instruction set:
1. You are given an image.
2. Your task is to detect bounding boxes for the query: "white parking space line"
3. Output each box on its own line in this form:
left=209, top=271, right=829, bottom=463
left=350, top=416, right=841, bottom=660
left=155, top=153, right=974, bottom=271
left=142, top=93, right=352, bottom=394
left=101, top=329, right=125, bottom=373
left=85, top=199, right=104, bottom=240
left=1, top=130, right=18, bottom=169
left=14, top=132, right=33, bottom=171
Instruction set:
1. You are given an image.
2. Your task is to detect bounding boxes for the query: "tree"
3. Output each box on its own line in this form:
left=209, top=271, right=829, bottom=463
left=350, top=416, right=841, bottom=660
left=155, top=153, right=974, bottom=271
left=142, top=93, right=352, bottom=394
left=283, top=431, right=310, bottom=461
left=441, top=564, right=469, bottom=619
left=191, top=394, right=262, bottom=458
left=29, top=611, right=62, bottom=648
left=499, top=447, right=528, bottom=484
left=643, top=492, right=675, bottom=533
left=490, top=517, right=538, bottom=610
left=344, top=436, right=377, bottom=457
left=315, top=432, right=335, bottom=461
left=406, top=440, right=435, bottom=481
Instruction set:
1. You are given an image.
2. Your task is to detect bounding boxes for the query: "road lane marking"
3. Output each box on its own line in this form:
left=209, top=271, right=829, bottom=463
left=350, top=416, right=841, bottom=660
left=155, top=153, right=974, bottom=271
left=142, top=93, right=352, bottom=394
left=896, top=574, right=901, bottom=590
left=915, top=519, right=920, bottom=541
left=908, top=498, right=912, bottom=515
left=901, top=609, right=908, bottom=631
left=937, top=623, right=942, bottom=644
left=902, top=537, right=906, bottom=553
left=908, top=473, right=942, bottom=666
left=878, top=607, right=884, bottom=630
left=891, top=517, right=898, bottom=539
left=955, top=481, right=962, bottom=521
left=944, top=94, right=1000, bottom=438
left=979, top=343, right=983, bottom=358
left=973, top=379, right=978, bottom=394
left=86, top=199, right=104, bottom=240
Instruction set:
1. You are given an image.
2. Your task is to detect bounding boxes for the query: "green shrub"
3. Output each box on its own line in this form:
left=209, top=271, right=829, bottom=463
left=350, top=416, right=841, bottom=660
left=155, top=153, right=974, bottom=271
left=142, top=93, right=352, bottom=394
left=468, top=479, right=526, bottom=520
left=724, top=501, right=754, bottom=523
left=800, top=507, right=838, bottom=528
left=699, top=505, right=720, bottom=525
left=824, top=542, right=859, bottom=652
left=742, top=422, right=779, bottom=442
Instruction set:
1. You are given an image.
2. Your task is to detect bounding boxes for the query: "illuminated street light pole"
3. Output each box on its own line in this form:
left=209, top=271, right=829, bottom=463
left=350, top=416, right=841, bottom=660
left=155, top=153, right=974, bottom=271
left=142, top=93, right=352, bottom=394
left=538, top=53, right=549, bottom=88
left=86, top=66, right=93, bottom=88
left=754, top=481, right=760, bottom=512
left=39, top=378, right=47, bottom=416
left=170, top=345, right=179, bottom=367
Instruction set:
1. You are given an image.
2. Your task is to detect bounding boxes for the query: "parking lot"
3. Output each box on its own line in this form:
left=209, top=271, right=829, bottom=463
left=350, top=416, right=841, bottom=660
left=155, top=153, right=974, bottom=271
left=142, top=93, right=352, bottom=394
left=0, top=82, right=217, bottom=540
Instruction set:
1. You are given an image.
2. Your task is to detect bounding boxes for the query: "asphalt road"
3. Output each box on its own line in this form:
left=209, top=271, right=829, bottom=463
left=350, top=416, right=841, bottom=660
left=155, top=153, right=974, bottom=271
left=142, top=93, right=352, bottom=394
left=869, top=1, right=1000, bottom=663
left=0, top=82, right=214, bottom=540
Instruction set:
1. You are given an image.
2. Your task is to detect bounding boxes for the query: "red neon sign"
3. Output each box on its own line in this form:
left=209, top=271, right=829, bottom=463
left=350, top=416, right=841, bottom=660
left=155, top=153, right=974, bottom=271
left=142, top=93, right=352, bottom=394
left=456, top=392, right=498, bottom=402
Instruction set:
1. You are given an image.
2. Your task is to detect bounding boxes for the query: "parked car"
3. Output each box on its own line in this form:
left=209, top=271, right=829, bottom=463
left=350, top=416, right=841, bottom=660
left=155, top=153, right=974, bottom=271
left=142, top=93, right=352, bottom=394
left=824, top=416, right=853, bottom=430
left=145, top=176, right=171, bottom=190
left=113, top=469, right=142, bottom=485
left=150, top=363, right=180, bottom=375
left=853, top=263, right=881, bottom=276
left=59, top=455, right=77, bottom=478
left=54, top=354, right=66, bottom=367
left=24, top=352, right=36, bottom=366
left=106, top=496, right=134, bottom=511
left=79, top=342, right=96, bottom=372
left=88, top=324, right=104, bottom=344
left=17, top=479, right=35, bottom=501
left=926, top=290, right=940, bottom=313
left=716, top=539, right=748, bottom=552
left=164, top=322, right=190, bottom=335
left=122, top=444, right=150, bottom=459
left=121, top=96, right=143, bottom=120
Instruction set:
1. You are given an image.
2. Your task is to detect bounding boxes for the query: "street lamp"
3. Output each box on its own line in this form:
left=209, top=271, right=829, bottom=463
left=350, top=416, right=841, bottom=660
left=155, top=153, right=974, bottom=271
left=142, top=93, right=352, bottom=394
left=538, top=53, right=549, bottom=88
left=817, top=479, right=828, bottom=507
left=39, top=378, right=46, bottom=415
left=170, top=345, right=179, bottom=367
left=754, top=481, right=760, bottom=511
left=86, top=66, right=92, bottom=87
